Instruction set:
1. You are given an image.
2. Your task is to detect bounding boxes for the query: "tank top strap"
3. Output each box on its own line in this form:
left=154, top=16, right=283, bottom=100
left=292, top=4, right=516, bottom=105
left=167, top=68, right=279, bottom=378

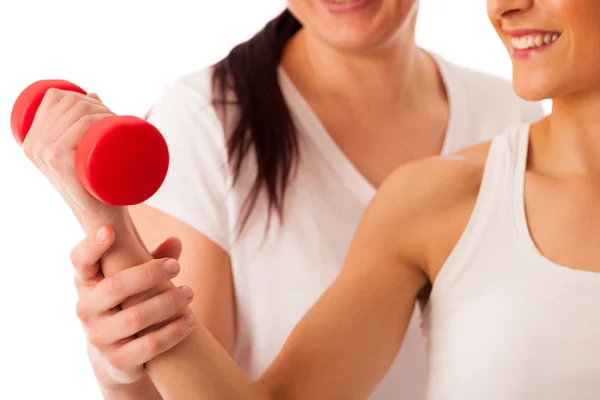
left=425, top=124, right=529, bottom=305
left=506, top=122, right=532, bottom=224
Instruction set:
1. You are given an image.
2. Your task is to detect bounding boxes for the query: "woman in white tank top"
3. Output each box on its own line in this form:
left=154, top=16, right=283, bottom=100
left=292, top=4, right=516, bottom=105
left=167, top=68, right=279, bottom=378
left=68, top=0, right=600, bottom=398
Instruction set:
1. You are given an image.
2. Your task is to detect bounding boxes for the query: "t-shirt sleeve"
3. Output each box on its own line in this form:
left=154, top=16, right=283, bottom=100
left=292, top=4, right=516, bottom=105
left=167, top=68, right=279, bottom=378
left=142, top=80, right=231, bottom=252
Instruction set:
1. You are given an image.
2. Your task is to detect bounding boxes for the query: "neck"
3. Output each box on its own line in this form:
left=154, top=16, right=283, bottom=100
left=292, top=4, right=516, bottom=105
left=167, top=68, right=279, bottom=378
left=281, top=10, right=430, bottom=112
left=542, top=89, right=600, bottom=175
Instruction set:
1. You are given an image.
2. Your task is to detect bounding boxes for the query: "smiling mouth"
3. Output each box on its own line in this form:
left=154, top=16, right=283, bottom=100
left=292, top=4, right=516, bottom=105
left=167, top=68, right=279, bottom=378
left=322, top=0, right=373, bottom=10
left=510, top=32, right=561, bottom=50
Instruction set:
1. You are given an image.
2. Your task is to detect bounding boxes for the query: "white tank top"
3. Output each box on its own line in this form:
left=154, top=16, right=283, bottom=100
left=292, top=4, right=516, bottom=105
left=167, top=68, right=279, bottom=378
left=422, top=123, right=600, bottom=399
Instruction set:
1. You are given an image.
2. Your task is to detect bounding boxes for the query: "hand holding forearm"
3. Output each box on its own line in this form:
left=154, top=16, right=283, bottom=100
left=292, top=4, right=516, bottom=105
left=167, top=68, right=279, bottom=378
left=80, top=215, right=270, bottom=400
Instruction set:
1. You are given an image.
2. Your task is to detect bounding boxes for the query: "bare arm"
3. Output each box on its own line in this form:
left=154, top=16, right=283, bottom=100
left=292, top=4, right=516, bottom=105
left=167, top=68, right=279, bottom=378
left=257, top=164, right=432, bottom=399
left=87, top=155, right=451, bottom=399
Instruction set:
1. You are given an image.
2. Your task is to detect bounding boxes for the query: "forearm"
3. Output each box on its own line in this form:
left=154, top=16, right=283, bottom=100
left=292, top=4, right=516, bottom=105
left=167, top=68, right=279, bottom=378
left=255, top=268, right=412, bottom=400
left=82, top=211, right=269, bottom=400
left=100, top=379, right=162, bottom=400
left=149, top=322, right=269, bottom=400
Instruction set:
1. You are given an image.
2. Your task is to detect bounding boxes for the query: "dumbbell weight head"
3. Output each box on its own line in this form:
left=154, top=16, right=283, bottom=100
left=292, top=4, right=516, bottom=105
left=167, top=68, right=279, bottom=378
left=11, top=80, right=170, bottom=206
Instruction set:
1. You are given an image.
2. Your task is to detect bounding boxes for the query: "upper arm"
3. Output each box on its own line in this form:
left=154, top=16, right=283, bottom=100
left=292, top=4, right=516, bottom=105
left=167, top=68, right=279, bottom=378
left=257, top=160, right=449, bottom=400
left=130, top=74, right=237, bottom=355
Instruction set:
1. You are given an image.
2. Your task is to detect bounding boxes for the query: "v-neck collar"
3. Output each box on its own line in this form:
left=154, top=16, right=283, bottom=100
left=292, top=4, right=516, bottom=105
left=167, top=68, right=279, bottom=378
left=278, top=52, right=468, bottom=205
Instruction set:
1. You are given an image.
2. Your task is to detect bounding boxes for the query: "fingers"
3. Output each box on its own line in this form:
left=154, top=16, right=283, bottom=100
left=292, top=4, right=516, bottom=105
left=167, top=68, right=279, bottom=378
left=70, top=225, right=195, bottom=379
left=44, top=108, right=112, bottom=164
left=102, top=314, right=196, bottom=373
left=83, top=258, right=182, bottom=316
left=151, top=236, right=182, bottom=260
left=44, top=92, right=104, bottom=136
left=71, top=226, right=115, bottom=284
left=39, top=114, right=113, bottom=183
left=50, top=99, right=108, bottom=136
left=87, top=286, right=194, bottom=346
left=22, top=89, right=107, bottom=163
left=23, top=90, right=97, bottom=155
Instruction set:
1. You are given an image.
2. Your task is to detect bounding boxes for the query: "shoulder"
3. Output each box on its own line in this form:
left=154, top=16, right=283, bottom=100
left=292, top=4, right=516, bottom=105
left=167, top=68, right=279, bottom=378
left=367, top=139, right=492, bottom=273
left=145, top=66, right=228, bottom=155
left=161, top=66, right=216, bottom=107
left=435, top=54, right=546, bottom=125
left=377, top=141, right=489, bottom=218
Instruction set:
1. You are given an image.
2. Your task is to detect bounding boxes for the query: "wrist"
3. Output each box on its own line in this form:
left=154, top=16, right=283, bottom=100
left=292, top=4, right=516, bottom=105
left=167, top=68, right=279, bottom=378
left=89, top=346, right=153, bottom=398
left=80, top=207, right=152, bottom=276
left=79, top=206, right=130, bottom=236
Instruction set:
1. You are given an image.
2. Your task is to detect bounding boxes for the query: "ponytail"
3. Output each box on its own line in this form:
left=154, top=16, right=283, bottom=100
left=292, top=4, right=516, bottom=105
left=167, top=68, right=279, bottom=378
left=212, top=9, right=302, bottom=232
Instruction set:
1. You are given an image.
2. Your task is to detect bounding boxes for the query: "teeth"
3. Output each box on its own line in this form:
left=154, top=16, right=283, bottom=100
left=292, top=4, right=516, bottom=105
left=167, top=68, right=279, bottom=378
left=511, top=32, right=560, bottom=50
left=543, top=34, right=551, bottom=44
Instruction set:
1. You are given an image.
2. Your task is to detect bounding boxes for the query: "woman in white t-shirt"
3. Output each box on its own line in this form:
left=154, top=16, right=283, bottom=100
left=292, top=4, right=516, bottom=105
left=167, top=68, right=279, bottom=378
left=38, top=2, right=543, bottom=400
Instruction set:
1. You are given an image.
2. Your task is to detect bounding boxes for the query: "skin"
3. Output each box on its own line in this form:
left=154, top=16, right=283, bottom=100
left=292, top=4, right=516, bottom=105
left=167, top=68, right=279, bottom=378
left=486, top=0, right=600, bottom=274
left=64, top=0, right=600, bottom=398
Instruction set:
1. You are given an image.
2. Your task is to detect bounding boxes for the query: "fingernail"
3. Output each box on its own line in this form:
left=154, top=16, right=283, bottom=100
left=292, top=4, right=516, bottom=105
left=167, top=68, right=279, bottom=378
left=164, top=260, right=179, bottom=275
left=96, top=227, right=107, bottom=243
left=179, top=286, right=194, bottom=300
left=184, top=314, right=196, bottom=327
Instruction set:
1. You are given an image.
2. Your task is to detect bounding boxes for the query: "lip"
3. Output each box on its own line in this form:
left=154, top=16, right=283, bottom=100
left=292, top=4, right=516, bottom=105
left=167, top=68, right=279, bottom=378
left=503, top=28, right=562, bottom=60
left=503, top=28, right=559, bottom=38
left=321, top=0, right=374, bottom=13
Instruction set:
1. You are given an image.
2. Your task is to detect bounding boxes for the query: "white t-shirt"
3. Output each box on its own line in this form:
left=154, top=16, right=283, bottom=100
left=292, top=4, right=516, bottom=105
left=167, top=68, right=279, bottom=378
left=143, top=53, right=545, bottom=399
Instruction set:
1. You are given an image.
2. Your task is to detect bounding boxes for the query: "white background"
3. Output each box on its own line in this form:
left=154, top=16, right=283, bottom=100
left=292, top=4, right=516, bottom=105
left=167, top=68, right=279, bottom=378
left=0, top=1, right=547, bottom=398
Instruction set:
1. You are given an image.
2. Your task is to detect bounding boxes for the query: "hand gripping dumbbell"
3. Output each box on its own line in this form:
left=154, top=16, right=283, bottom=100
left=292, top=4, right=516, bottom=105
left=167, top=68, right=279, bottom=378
left=10, top=80, right=169, bottom=206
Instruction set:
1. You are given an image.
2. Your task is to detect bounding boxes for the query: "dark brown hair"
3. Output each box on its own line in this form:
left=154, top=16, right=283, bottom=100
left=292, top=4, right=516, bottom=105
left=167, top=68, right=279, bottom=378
left=211, top=9, right=302, bottom=231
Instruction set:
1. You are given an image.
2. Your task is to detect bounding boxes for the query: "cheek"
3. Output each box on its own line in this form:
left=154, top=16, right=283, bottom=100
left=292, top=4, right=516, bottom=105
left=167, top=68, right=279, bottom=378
left=559, top=8, right=600, bottom=92
left=560, top=0, right=600, bottom=71
left=395, top=0, right=417, bottom=13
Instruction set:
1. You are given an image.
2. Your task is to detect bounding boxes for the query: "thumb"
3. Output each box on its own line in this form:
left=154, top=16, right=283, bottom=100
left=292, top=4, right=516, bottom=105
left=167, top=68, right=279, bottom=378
left=151, top=236, right=182, bottom=260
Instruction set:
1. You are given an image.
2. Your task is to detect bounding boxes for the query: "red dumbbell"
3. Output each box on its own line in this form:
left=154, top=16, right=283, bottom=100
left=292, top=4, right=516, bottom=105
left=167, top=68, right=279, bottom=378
left=10, top=80, right=169, bottom=206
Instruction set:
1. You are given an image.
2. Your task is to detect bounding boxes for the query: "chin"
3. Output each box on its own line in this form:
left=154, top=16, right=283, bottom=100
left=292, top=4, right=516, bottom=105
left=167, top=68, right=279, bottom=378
left=319, top=31, right=382, bottom=51
left=316, top=19, right=399, bottom=52
left=512, top=72, right=557, bottom=102
left=513, top=85, right=548, bottom=102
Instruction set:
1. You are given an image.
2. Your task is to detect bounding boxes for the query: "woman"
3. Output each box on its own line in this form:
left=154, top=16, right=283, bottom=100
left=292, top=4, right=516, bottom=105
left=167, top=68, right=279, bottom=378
left=24, top=1, right=543, bottom=399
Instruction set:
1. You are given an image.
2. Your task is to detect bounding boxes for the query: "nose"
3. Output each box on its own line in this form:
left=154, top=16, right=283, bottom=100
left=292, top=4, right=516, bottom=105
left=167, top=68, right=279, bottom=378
left=487, top=0, right=534, bottom=19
